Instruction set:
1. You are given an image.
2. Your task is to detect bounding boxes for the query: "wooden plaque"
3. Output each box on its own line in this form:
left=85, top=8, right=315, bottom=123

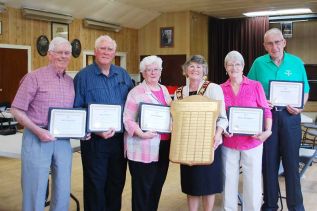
left=170, top=95, right=220, bottom=165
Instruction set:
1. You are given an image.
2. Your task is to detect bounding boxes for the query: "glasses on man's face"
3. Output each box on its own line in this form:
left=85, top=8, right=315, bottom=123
left=226, top=63, right=242, bottom=69
left=53, top=51, right=72, bottom=56
left=145, top=68, right=161, bottom=73
left=264, top=39, right=284, bottom=47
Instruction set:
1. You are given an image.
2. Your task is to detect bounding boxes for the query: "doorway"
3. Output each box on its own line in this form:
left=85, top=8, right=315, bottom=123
left=140, top=54, right=186, bottom=87
left=0, top=46, right=29, bottom=104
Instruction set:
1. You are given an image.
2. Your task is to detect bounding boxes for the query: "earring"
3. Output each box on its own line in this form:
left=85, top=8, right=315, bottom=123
left=225, top=72, right=228, bottom=75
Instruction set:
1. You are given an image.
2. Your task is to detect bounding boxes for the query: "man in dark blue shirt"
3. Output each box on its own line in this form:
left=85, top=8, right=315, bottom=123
left=74, top=35, right=133, bottom=211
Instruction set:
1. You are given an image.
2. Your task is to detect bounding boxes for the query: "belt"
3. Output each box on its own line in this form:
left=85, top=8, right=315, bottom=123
left=274, top=106, right=286, bottom=112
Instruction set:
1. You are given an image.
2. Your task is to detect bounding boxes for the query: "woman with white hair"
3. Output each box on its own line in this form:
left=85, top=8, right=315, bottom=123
left=220, top=50, right=272, bottom=211
left=123, top=55, right=172, bottom=211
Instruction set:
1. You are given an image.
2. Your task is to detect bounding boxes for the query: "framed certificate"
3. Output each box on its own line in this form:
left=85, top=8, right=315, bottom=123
left=139, top=103, right=171, bottom=133
left=269, top=80, right=304, bottom=108
left=228, top=106, right=264, bottom=135
left=87, top=104, right=122, bottom=132
left=48, top=108, right=87, bottom=139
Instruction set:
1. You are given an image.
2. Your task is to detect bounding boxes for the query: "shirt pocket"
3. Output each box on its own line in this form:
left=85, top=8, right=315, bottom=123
left=87, top=87, right=107, bottom=102
left=117, top=81, right=130, bottom=100
left=34, top=87, right=51, bottom=104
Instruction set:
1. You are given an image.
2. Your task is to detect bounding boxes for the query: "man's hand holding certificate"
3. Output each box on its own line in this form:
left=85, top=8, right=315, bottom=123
left=269, top=80, right=304, bottom=108
left=48, top=108, right=87, bottom=139
left=87, top=104, right=122, bottom=132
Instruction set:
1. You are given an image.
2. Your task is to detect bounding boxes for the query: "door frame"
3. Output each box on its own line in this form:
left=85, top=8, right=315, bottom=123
left=82, top=50, right=127, bottom=69
left=0, top=44, right=31, bottom=72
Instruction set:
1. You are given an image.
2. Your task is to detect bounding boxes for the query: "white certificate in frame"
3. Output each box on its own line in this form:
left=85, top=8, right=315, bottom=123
left=48, top=108, right=87, bottom=138
left=269, top=80, right=304, bottom=108
left=139, top=103, right=171, bottom=133
left=88, top=104, right=122, bottom=132
left=228, top=107, right=264, bottom=135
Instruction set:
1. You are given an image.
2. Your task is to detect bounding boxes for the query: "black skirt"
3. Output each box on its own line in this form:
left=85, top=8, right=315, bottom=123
left=180, top=146, right=223, bottom=196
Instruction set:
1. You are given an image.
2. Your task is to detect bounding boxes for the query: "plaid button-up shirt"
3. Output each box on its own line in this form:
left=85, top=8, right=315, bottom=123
left=12, top=64, right=75, bottom=127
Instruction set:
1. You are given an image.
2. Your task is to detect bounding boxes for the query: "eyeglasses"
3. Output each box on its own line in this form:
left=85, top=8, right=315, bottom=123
left=145, top=68, right=161, bottom=73
left=52, top=51, right=71, bottom=56
left=226, top=63, right=242, bottom=68
left=264, top=39, right=284, bottom=47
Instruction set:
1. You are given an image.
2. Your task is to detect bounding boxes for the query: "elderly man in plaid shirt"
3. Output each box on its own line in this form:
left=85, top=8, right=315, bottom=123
left=11, top=37, right=74, bottom=211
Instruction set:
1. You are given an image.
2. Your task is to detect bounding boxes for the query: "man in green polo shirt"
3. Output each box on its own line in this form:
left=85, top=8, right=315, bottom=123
left=248, top=28, right=309, bottom=211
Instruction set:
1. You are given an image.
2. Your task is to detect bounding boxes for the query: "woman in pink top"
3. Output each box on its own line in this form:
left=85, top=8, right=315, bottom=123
left=220, top=51, right=272, bottom=211
left=123, top=55, right=172, bottom=211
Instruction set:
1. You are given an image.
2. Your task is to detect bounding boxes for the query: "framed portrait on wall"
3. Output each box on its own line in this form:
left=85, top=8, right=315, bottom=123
left=160, top=27, right=174, bottom=48
left=281, top=22, right=292, bottom=38
left=51, top=22, right=69, bottom=40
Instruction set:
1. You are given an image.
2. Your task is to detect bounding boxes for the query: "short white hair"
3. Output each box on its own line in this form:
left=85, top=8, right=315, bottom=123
left=95, top=35, right=117, bottom=50
left=264, top=28, right=284, bottom=40
left=224, top=51, right=245, bottom=67
left=139, top=55, right=163, bottom=73
left=48, top=37, right=71, bottom=52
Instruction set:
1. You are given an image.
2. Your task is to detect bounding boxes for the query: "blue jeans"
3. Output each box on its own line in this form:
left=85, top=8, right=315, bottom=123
left=21, top=128, right=72, bottom=211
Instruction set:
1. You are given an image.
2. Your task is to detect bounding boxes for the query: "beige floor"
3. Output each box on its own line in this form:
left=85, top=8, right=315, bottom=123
left=0, top=152, right=316, bottom=211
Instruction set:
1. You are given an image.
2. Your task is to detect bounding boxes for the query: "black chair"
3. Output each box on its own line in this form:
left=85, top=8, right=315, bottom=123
left=0, top=102, right=10, bottom=111
left=0, top=105, right=18, bottom=135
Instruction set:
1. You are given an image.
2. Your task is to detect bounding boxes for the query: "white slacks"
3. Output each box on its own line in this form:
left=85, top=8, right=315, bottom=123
left=222, top=144, right=263, bottom=211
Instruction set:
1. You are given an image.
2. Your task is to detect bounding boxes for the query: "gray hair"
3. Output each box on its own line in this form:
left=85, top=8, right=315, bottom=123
left=95, top=35, right=117, bottom=50
left=224, top=51, right=245, bottom=67
left=182, top=55, right=208, bottom=76
left=264, top=28, right=284, bottom=40
left=48, top=37, right=71, bottom=52
left=139, top=55, right=163, bottom=73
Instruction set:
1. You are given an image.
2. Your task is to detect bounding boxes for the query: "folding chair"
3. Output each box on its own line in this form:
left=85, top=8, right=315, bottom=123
left=277, top=145, right=317, bottom=210
left=0, top=108, right=18, bottom=135
left=301, top=123, right=317, bottom=148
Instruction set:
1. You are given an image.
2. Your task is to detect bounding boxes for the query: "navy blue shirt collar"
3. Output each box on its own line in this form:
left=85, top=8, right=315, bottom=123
left=93, top=62, right=118, bottom=78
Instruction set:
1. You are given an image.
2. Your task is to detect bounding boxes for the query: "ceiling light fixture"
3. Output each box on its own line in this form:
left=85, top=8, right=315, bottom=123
left=269, top=13, right=317, bottom=22
left=243, top=8, right=312, bottom=17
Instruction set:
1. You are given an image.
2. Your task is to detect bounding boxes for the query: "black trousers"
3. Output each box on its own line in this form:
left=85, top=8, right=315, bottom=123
left=128, top=141, right=170, bottom=211
left=262, top=110, right=305, bottom=211
left=80, top=133, right=127, bottom=211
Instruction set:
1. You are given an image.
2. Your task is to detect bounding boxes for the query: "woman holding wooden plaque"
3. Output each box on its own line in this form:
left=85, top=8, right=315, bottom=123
left=174, top=55, right=228, bottom=211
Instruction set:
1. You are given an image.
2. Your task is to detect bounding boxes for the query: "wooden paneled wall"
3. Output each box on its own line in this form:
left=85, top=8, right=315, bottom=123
left=270, top=20, right=317, bottom=64
left=138, top=11, right=209, bottom=59
left=287, top=20, right=317, bottom=64
left=189, top=12, right=209, bottom=61
left=0, top=7, right=139, bottom=73
left=139, top=11, right=190, bottom=56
